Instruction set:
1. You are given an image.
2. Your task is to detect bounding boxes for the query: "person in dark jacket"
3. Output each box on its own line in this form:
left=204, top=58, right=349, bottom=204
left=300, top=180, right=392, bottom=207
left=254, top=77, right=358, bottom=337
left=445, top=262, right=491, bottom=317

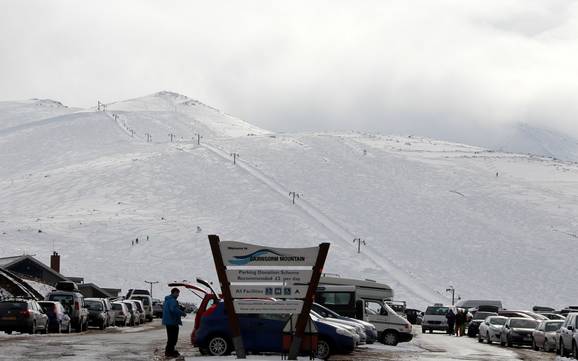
left=162, top=288, right=187, bottom=357
left=446, top=308, right=456, bottom=335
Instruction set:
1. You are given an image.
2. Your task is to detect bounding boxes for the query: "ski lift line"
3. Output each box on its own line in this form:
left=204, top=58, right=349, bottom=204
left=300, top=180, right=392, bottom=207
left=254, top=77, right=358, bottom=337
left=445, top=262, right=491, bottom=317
left=104, top=111, right=143, bottom=141
left=198, top=141, right=442, bottom=304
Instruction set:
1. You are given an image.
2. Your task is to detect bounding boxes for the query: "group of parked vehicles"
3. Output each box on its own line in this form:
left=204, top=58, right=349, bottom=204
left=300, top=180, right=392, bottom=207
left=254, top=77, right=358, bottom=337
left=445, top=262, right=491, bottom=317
left=421, top=299, right=578, bottom=358
left=169, top=275, right=411, bottom=359
left=0, top=282, right=161, bottom=335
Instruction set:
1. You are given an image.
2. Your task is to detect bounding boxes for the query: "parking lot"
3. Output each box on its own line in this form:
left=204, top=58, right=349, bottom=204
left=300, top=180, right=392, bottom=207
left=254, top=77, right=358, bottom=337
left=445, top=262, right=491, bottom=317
left=0, top=321, right=564, bottom=361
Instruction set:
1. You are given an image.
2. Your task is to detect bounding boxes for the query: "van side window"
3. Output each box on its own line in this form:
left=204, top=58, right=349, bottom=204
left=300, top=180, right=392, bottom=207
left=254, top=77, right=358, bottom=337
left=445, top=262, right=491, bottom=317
left=318, top=292, right=352, bottom=306
left=366, top=300, right=385, bottom=315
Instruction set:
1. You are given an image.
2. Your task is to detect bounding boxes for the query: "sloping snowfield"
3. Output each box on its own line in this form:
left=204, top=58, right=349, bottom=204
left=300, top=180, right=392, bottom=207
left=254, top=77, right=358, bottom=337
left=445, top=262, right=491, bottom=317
left=1, top=92, right=577, bottom=310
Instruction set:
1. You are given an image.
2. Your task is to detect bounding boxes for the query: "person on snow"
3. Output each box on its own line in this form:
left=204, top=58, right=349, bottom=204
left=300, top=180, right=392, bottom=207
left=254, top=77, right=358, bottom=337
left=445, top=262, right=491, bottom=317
left=446, top=308, right=456, bottom=335
left=162, top=288, right=187, bottom=358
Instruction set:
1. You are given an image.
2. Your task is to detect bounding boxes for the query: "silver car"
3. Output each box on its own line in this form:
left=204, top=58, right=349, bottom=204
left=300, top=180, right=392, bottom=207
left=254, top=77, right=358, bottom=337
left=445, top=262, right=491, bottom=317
left=478, top=316, right=507, bottom=344
left=532, top=320, right=563, bottom=352
left=555, top=312, right=578, bottom=357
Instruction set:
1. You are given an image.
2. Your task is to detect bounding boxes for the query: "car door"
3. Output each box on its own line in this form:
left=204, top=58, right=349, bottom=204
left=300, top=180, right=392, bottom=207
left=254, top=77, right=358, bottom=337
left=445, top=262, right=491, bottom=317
left=562, top=315, right=574, bottom=350
left=253, top=313, right=288, bottom=353
left=238, top=314, right=257, bottom=352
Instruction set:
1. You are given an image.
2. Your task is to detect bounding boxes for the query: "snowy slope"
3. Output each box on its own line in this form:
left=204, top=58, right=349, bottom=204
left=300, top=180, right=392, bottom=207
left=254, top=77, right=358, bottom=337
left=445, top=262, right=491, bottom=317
left=1, top=93, right=578, bottom=311
left=0, top=99, right=78, bottom=131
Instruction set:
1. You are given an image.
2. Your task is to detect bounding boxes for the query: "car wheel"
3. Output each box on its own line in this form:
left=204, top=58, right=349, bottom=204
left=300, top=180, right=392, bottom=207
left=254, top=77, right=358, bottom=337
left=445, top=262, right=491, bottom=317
left=500, top=336, right=505, bottom=347
left=207, top=335, right=231, bottom=356
left=42, top=321, right=48, bottom=334
left=486, top=332, right=492, bottom=344
left=478, top=333, right=483, bottom=343
left=428, top=329, right=433, bottom=334
left=28, top=321, right=36, bottom=335
left=544, top=341, right=550, bottom=353
left=507, top=335, right=512, bottom=348
left=66, top=322, right=71, bottom=334
left=383, top=331, right=399, bottom=346
left=315, top=338, right=332, bottom=360
left=560, top=341, right=566, bottom=357
left=99, top=320, right=105, bottom=330
left=421, top=327, right=426, bottom=334
left=572, top=341, right=577, bottom=359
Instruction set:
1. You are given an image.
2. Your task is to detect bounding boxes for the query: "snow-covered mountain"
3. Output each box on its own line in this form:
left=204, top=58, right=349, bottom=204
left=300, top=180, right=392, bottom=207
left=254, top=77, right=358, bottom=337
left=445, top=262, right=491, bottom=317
left=482, top=122, right=578, bottom=163
left=1, top=91, right=578, bottom=311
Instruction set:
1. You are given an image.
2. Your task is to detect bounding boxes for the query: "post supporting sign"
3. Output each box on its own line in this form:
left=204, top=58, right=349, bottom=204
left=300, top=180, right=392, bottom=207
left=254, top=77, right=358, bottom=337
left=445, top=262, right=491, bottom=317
left=208, top=235, right=329, bottom=360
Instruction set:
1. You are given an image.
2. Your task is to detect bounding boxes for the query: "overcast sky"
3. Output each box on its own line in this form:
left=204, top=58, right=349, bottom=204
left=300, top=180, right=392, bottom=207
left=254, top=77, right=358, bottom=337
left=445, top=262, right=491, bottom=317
left=2, top=0, right=578, bottom=142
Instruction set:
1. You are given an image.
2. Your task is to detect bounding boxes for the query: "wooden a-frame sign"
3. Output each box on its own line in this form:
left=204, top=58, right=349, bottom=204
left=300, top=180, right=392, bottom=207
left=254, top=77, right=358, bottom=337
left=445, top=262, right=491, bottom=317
left=209, top=234, right=329, bottom=360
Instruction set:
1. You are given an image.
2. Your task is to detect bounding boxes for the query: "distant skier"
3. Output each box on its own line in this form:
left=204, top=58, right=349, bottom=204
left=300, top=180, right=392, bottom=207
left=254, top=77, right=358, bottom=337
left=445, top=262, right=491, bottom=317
left=496, top=172, right=499, bottom=177
left=131, top=240, right=134, bottom=246
left=135, top=238, right=139, bottom=245
left=146, top=235, right=149, bottom=241
left=196, top=226, right=202, bottom=233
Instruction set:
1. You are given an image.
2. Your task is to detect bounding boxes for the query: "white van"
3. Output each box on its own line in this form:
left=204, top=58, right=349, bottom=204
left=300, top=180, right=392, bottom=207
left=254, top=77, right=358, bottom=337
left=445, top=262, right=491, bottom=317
left=421, top=304, right=456, bottom=333
left=316, top=277, right=412, bottom=346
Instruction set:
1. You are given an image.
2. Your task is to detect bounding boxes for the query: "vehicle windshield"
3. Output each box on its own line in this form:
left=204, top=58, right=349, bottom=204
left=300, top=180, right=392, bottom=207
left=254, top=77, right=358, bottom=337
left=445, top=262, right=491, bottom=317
left=313, top=304, right=340, bottom=318
left=545, top=322, right=564, bottom=332
left=85, top=301, right=103, bottom=311
left=474, top=312, right=496, bottom=320
left=112, top=304, right=122, bottom=310
left=490, top=317, right=507, bottom=325
left=49, top=294, right=74, bottom=306
left=0, top=302, right=26, bottom=310
left=510, top=319, right=538, bottom=328
left=426, top=306, right=449, bottom=315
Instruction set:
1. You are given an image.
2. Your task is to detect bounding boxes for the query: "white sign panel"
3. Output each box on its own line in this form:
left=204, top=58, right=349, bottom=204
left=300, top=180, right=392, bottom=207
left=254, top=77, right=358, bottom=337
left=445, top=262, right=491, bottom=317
left=230, top=285, right=309, bottom=299
left=226, top=269, right=313, bottom=284
left=220, top=241, right=319, bottom=267
left=234, top=299, right=303, bottom=314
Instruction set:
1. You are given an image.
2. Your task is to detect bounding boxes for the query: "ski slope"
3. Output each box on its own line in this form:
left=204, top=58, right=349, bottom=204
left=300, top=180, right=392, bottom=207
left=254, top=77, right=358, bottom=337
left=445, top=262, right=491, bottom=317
left=1, top=91, right=578, bottom=310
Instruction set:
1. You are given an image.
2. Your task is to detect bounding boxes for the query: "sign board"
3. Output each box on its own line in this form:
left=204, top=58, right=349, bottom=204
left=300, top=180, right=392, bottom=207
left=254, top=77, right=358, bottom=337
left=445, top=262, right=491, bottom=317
left=230, top=285, right=309, bottom=299
left=234, top=299, right=303, bottom=314
left=283, top=314, right=318, bottom=333
left=226, top=269, right=313, bottom=284
left=220, top=241, right=319, bottom=267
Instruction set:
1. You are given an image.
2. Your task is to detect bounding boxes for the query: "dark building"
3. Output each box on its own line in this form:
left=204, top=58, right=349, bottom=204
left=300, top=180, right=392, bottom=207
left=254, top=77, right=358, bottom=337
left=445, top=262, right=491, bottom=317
left=0, top=255, right=68, bottom=286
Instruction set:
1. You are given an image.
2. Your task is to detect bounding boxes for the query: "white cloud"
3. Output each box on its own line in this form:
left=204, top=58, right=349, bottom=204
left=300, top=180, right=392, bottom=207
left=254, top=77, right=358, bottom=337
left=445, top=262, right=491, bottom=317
left=1, top=0, right=578, bottom=141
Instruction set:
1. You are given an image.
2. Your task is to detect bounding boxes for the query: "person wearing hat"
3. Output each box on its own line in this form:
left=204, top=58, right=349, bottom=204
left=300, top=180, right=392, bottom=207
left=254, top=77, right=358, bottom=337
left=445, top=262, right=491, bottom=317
left=162, top=288, right=187, bottom=357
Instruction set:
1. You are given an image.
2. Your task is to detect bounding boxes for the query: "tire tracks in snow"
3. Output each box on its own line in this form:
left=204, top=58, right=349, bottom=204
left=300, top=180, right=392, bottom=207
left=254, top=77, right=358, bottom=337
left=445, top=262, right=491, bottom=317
left=200, top=141, right=443, bottom=305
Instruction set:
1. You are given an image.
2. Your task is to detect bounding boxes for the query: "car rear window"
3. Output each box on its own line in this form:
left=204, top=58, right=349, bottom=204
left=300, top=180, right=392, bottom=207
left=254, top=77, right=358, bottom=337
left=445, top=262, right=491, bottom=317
left=426, top=306, right=449, bottom=315
left=132, top=296, right=150, bottom=305
left=0, top=302, right=27, bottom=310
left=49, top=294, right=74, bottom=303
left=490, top=317, right=507, bottom=325
left=85, top=301, right=103, bottom=311
left=545, top=322, right=564, bottom=332
left=112, top=304, right=122, bottom=310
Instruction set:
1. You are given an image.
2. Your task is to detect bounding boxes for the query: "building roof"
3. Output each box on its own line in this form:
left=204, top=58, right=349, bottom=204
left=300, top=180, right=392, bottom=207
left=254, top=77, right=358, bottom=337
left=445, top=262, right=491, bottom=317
left=0, top=255, right=68, bottom=282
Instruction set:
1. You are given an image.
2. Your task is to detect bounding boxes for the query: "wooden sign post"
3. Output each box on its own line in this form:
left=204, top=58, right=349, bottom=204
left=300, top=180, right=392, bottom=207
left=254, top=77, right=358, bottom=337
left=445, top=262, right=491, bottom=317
left=208, top=234, right=329, bottom=360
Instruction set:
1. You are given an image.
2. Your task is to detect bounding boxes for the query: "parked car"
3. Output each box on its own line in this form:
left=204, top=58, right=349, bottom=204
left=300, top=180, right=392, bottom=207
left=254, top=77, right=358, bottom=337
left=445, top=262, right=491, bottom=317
left=132, top=299, right=146, bottom=324
left=130, top=294, right=153, bottom=322
left=152, top=298, right=163, bottom=318
left=498, top=310, right=538, bottom=320
left=500, top=318, right=539, bottom=347
left=422, top=304, right=455, bottom=333
left=556, top=312, right=578, bottom=357
left=311, top=309, right=365, bottom=345
left=467, top=311, right=497, bottom=337
left=405, top=308, right=423, bottom=325
left=478, top=315, right=507, bottom=344
left=532, top=320, right=564, bottom=352
left=195, top=299, right=356, bottom=359
left=38, top=301, right=72, bottom=333
left=111, top=301, right=130, bottom=327
left=540, top=313, right=566, bottom=320
left=84, top=298, right=108, bottom=330
left=47, top=290, right=88, bottom=332
left=122, top=300, right=140, bottom=326
left=311, top=302, right=378, bottom=343
left=0, top=299, right=49, bottom=334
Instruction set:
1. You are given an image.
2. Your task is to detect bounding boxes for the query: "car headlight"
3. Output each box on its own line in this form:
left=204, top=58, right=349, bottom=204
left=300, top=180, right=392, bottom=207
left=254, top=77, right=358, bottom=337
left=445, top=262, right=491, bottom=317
left=336, top=328, right=353, bottom=337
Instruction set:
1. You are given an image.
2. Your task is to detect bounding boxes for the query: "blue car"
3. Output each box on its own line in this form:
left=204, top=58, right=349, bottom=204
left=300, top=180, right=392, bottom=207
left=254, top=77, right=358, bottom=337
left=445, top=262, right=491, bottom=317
left=195, top=300, right=356, bottom=359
